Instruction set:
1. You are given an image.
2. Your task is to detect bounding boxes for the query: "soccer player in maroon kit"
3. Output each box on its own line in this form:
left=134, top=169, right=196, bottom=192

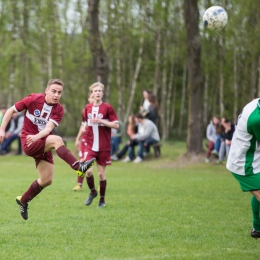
left=83, top=82, right=119, bottom=207
left=0, top=79, right=95, bottom=220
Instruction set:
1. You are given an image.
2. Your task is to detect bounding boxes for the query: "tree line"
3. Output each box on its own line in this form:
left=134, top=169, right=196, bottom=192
left=0, top=0, right=259, bottom=150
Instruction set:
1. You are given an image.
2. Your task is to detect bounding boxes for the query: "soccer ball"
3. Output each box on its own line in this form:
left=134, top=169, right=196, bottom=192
left=203, top=6, right=228, bottom=31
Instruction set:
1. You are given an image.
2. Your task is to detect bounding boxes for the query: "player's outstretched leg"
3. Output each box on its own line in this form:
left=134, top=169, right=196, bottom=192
left=76, top=158, right=96, bottom=177
left=16, top=196, right=29, bottom=220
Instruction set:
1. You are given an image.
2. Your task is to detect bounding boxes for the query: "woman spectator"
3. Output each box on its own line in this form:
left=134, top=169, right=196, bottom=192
left=205, top=116, right=220, bottom=163
left=146, top=93, right=159, bottom=126
left=111, top=115, right=138, bottom=161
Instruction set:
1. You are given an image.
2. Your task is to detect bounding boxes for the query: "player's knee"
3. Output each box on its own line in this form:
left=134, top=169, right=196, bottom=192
left=86, top=168, right=93, bottom=177
left=53, top=135, right=64, bottom=146
left=98, top=171, right=105, bottom=180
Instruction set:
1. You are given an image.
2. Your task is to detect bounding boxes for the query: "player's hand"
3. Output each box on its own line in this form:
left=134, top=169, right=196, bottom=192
left=91, top=118, right=101, bottom=124
left=0, top=128, right=5, bottom=144
left=26, top=135, right=38, bottom=146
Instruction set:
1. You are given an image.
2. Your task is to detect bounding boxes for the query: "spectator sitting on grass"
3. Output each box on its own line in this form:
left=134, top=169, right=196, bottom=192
left=123, top=113, right=160, bottom=163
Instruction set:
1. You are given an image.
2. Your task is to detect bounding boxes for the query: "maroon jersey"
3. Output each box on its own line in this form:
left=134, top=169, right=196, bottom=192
left=84, top=102, right=118, bottom=152
left=14, top=93, right=64, bottom=135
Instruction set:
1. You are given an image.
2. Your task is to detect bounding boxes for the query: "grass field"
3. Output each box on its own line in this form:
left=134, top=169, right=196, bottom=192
left=0, top=140, right=259, bottom=260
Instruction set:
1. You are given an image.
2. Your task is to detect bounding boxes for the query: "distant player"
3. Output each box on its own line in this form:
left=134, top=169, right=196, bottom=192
left=227, top=98, right=260, bottom=238
left=0, top=79, right=95, bottom=220
left=83, top=82, right=119, bottom=207
left=73, top=93, right=94, bottom=191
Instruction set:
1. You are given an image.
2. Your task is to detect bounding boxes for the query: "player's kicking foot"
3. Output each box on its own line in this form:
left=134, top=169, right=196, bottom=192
left=76, top=158, right=96, bottom=177
left=16, top=196, right=28, bottom=220
left=98, top=201, right=106, bottom=208
left=73, top=185, right=82, bottom=191
left=85, top=192, right=98, bottom=206
left=251, top=228, right=260, bottom=239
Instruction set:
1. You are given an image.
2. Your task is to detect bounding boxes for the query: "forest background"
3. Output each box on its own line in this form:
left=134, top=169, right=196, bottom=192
left=0, top=0, right=259, bottom=151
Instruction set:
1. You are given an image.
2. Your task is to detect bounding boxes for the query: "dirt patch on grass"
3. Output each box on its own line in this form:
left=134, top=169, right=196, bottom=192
left=159, top=152, right=208, bottom=169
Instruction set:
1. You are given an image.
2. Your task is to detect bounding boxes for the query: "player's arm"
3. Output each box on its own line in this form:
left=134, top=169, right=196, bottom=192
left=26, top=121, right=56, bottom=145
left=91, top=118, right=119, bottom=129
left=0, top=106, right=16, bottom=144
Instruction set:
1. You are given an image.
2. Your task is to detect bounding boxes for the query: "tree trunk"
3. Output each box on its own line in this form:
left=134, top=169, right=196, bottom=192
left=116, top=47, right=123, bottom=120
left=88, top=0, right=109, bottom=98
left=203, top=73, right=209, bottom=129
left=184, top=0, right=203, bottom=154
left=165, top=58, right=174, bottom=139
left=47, top=30, right=53, bottom=79
left=218, top=35, right=224, bottom=117
left=258, top=55, right=260, bottom=97
left=170, top=68, right=177, bottom=131
left=8, top=0, right=18, bottom=107
left=153, top=26, right=161, bottom=96
left=233, top=48, right=238, bottom=123
left=124, top=36, right=144, bottom=125
left=178, top=63, right=187, bottom=138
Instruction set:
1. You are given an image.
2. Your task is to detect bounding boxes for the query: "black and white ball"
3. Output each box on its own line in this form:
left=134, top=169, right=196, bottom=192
left=203, top=6, right=228, bottom=31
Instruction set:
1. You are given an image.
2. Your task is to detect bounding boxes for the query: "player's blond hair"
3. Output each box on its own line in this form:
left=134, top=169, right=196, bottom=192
left=89, top=82, right=104, bottom=93
left=47, top=79, right=64, bottom=88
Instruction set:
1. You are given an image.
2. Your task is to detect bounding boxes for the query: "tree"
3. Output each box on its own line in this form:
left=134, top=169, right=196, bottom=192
left=184, top=0, right=203, bottom=154
left=87, top=0, right=109, bottom=96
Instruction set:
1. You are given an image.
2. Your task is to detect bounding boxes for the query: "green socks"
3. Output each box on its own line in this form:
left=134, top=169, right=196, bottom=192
left=251, top=196, right=260, bottom=231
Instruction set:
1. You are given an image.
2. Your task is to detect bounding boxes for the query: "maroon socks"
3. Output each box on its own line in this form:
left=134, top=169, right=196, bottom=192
left=56, top=145, right=79, bottom=170
left=21, top=180, right=43, bottom=204
left=99, top=180, right=107, bottom=202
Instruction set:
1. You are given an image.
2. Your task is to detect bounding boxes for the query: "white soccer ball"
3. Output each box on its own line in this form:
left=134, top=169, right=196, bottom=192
left=203, top=6, right=228, bottom=31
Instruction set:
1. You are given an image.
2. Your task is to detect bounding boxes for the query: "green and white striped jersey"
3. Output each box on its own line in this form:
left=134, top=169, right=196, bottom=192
left=227, top=99, right=260, bottom=176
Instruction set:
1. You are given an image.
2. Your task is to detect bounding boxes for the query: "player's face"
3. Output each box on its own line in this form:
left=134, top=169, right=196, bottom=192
left=45, top=84, right=63, bottom=104
left=91, top=86, right=103, bottom=101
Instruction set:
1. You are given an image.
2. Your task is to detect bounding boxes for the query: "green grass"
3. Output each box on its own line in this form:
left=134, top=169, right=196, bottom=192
left=0, top=141, right=259, bottom=259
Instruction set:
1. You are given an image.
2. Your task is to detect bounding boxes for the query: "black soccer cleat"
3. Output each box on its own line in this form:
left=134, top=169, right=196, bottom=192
left=76, top=158, right=96, bottom=177
left=251, top=228, right=260, bottom=239
left=85, top=192, right=98, bottom=206
left=16, top=196, right=28, bottom=220
left=98, top=201, right=106, bottom=208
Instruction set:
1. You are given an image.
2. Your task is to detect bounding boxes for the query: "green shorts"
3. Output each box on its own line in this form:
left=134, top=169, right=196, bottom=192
left=232, top=172, right=260, bottom=191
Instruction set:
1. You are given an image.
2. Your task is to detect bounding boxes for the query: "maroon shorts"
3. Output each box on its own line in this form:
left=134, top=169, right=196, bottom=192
left=20, top=134, right=53, bottom=167
left=86, top=149, right=111, bottom=166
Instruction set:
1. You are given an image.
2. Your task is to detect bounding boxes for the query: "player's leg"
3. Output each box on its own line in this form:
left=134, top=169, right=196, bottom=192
left=16, top=160, right=53, bottom=220
left=85, top=167, right=98, bottom=205
left=97, top=164, right=107, bottom=207
left=250, top=190, right=260, bottom=238
left=44, top=135, right=95, bottom=174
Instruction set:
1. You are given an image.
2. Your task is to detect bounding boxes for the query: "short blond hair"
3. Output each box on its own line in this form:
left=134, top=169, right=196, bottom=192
left=47, top=79, right=64, bottom=88
left=89, top=82, right=104, bottom=93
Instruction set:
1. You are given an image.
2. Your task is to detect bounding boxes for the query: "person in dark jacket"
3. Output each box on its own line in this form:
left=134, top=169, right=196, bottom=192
left=217, top=118, right=235, bottom=163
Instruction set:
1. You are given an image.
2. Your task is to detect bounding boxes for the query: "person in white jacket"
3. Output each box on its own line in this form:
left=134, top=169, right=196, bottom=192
left=123, top=113, right=160, bottom=163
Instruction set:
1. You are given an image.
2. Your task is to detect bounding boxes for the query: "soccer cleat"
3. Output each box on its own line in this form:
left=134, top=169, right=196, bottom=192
left=251, top=228, right=260, bottom=239
left=98, top=201, right=106, bottom=208
left=16, top=196, right=28, bottom=220
left=76, top=158, right=96, bottom=177
left=205, top=158, right=209, bottom=163
left=73, top=185, right=82, bottom=191
left=85, top=192, right=98, bottom=206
